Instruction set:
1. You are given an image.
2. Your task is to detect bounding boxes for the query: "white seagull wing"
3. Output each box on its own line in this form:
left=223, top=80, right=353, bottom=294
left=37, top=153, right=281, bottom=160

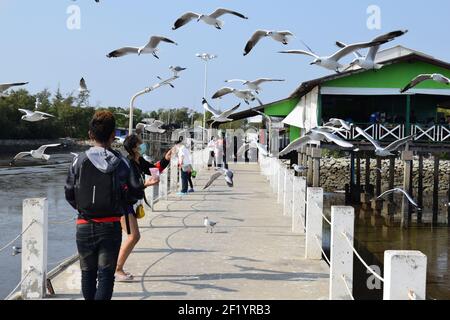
left=317, top=130, right=354, bottom=148
left=204, top=171, right=225, bottom=189
left=0, top=82, right=28, bottom=92
left=385, top=135, right=415, bottom=152
left=400, top=74, right=433, bottom=93
left=209, top=8, right=248, bottom=19
left=368, top=30, right=408, bottom=61
left=355, top=127, right=381, bottom=149
left=12, top=151, right=31, bottom=161
left=106, top=47, right=139, bottom=58
left=35, top=111, right=55, bottom=118
left=36, top=143, right=61, bottom=154
left=212, top=87, right=234, bottom=99
left=219, top=103, right=241, bottom=119
left=330, top=40, right=388, bottom=62
left=146, top=36, right=177, bottom=49
left=278, top=50, right=319, bottom=58
left=252, top=78, right=285, bottom=86
left=202, top=98, right=221, bottom=116
left=279, top=136, right=312, bottom=156
left=172, top=12, right=201, bottom=30
left=79, top=77, right=87, bottom=90
left=244, top=30, right=269, bottom=56
left=18, top=109, right=34, bottom=116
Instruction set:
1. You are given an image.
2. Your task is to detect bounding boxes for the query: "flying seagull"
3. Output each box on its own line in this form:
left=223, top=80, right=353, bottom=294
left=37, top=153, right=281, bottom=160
left=204, top=217, right=217, bottom=233
left=142, top=120, right=166, bottom=134
left=79, top=77, right=89, bottom=93
left=203, top=168, right=234, bottom=189
left=225, top=78, right=285, bottom=94
left=10, top=144, right=61, bottom=165
left=212, top=87, right=263, bottom=105
left=336, top=30, right=408, bottom=71
left=377, top=188, right=421, bottom=211
left=18, top=109, right=55, bottom=122
left=106, top=36, right=178, bottom=59
left=279, top=38, right=390, bottom=73
left=323, top=118, right=353, bottom=131
left=279, top=128, right=354, bottom=156
left=172, top=8, right=248, bottom=30
left=237, top=140, right=271, bottom=158
left=244, top=30, right=294, bottom=56
left=169, top=66, right=187, bottom=77
left=0, top=82, right=28, bottom=97
left=355, top=127, right=415, bottom=157
left=202, top=98, right=240, bottom=123
left=400, top=73, right=450, bottom=93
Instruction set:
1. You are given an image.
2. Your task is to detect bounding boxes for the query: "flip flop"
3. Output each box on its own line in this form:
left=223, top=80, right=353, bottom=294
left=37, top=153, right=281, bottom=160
left=115, top=272, right=134, bottom=282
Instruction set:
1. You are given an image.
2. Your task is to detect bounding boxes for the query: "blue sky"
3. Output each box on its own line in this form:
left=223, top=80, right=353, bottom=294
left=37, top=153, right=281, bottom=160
left=1, top=0, right=450, bottom=113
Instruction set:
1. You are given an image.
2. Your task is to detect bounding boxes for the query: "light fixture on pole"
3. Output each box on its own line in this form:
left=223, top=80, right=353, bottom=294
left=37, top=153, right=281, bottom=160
left=196, top=53, right=218, bottom=142
left=128, top=74, right=180, bottom=135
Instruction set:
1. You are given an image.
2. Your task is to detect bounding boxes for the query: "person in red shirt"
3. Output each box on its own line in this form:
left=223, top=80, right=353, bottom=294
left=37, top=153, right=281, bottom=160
left=65, top=111, right=144, bottom=300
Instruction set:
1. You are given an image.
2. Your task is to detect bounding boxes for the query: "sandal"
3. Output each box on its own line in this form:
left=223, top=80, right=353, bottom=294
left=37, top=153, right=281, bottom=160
left=115, top=272, right=134, bottom=282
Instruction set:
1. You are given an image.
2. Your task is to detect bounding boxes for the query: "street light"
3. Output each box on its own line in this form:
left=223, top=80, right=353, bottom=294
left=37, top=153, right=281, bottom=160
left=196, top=53, right=218, bottom=143
left=128, top=74, right=180, bottom=135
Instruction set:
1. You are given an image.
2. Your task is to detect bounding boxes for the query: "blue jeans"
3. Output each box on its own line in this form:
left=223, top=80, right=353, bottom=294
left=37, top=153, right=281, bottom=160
left=181, top=169, right=189, bottom=193
left=76, top=222, right=122, bottom=300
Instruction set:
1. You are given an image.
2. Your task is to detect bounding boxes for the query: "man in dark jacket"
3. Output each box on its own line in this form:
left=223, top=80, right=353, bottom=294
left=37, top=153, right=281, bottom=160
left=65, top=111, right=141, bottom=300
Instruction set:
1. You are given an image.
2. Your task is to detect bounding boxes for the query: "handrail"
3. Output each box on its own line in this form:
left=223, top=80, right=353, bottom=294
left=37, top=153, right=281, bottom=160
left=0, top=219, right=37, bottom=253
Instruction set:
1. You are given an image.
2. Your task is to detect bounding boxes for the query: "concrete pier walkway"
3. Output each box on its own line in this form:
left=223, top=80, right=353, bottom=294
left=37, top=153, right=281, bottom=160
left=49, top=164, right=329, bottom=300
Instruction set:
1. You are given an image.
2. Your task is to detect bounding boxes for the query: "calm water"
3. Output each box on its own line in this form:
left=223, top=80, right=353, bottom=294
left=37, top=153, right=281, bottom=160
left=324, top=195, right=450, bottom=300
left=0, top=155, right=77, bottom=299
left=0, top=159, right=449, bottom=299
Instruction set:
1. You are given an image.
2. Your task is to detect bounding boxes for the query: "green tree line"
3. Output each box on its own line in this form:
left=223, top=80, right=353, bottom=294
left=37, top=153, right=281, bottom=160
left=0, top=89, right=204, bottom=140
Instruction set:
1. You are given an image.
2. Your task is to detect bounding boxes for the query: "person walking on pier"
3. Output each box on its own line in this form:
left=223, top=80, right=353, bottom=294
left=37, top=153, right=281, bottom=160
left=64, top=111, right=144, bottom=300
left=177, top=136, right=194, bottom=195
left=207, top=136, right=217, bottom=169
left=115, top=134, right=173, bottom=281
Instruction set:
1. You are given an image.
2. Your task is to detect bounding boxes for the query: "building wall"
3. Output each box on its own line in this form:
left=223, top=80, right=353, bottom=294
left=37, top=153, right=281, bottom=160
left=323, top=60, right=450, bottom=90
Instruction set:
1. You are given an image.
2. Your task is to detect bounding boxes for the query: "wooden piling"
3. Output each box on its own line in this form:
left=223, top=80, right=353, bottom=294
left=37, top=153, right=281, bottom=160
left=376, top=157, right=382, bottom=197
left=365, top=153, right=371, bottom=194
left=417, top=154, right=424, bottom=224
left=356, top=153, right=361, bottom=189
left=433, top=154, right=440, bottom=225
left=401, top=151, right=413, bottom=229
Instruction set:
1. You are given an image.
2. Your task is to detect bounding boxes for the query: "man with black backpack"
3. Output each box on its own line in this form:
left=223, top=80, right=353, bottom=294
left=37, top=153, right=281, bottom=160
left=65, top=111, right=144, bottom=300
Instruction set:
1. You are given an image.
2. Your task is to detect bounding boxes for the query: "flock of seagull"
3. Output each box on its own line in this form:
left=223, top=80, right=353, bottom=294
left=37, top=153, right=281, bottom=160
left=3, top=5, right=450, bottom=215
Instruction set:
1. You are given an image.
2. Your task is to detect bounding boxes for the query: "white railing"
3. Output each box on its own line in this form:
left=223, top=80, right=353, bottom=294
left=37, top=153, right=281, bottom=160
left=260, top=157, right=428, bottom=300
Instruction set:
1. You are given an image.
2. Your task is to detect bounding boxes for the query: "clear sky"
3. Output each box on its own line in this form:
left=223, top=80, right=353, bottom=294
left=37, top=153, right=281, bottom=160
left=1, top=0, right=450, bottom=113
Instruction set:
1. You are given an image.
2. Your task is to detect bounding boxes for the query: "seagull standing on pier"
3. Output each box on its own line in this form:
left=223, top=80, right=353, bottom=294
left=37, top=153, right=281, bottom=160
left=292, top=164, right=308, bottom=174
left=204, top=217, right=217, bottom=233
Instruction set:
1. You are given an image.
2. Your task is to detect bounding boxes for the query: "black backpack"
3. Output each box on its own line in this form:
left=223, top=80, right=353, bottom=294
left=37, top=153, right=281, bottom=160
left=74, top=157, right=125, bottom=219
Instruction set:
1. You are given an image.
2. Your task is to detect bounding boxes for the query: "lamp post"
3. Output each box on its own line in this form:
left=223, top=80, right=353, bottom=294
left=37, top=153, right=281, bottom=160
left=196, top=53, right=218, bottom=143
left=128, top=75, right=179, bottom=135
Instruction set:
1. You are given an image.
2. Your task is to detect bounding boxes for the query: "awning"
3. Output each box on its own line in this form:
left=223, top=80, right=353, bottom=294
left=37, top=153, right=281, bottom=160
left=283, top=86, right=319, bottom=130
